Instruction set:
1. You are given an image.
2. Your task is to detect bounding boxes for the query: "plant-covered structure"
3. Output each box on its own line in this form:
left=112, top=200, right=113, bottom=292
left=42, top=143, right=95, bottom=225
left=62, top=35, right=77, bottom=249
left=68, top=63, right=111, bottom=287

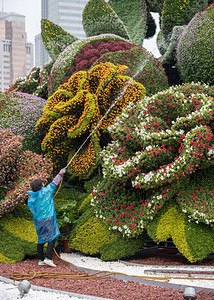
left=41, top=19, right=78, bottom=60
left=161, top=0, right=208, bottom=34
left=94, top=46, right=169, bottom=96
left=92, top=82, right=214, bottom=262
left=0, top=92, right=46, bottom=153
left=36, top=62, right=145, bottom=177
left=82, top=0, right=147, bottom=46
left=0, top=130, right=53, bottom=217
left=177, top=2, right=214, bottom=85
left=47, top=34, right=135, bottom=96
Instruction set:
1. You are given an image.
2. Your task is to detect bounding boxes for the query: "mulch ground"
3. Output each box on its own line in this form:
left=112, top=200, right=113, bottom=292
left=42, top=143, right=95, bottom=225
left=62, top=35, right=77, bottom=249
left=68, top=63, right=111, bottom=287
left=0, top=249, right=214, bottom=300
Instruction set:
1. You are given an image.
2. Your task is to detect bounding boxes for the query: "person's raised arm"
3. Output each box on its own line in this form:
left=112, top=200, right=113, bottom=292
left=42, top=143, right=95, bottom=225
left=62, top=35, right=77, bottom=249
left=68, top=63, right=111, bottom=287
left=52, top=168, right=66, bottom=186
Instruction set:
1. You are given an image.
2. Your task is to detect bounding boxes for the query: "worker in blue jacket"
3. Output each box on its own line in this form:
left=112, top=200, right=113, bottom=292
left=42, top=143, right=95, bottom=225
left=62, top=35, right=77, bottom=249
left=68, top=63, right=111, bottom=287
left=27, top=168, right=66, bottom=267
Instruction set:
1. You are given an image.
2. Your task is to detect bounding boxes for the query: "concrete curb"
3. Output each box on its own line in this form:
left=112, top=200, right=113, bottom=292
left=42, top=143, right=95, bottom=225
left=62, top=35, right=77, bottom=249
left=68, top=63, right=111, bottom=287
left=0, top=275, right=112, bottom=300
left=69, top=264, right=214, bottom=293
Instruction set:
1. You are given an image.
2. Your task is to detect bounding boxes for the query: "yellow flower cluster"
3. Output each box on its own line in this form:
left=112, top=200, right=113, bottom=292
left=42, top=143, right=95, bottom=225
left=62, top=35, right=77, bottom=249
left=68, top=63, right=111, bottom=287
left=36, top=62, right=145, bottom=177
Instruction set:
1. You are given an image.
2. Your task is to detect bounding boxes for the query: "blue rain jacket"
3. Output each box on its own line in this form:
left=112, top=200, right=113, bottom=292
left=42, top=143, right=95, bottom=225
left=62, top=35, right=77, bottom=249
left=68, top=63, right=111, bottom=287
left=27, top=183, right=60, bottom=244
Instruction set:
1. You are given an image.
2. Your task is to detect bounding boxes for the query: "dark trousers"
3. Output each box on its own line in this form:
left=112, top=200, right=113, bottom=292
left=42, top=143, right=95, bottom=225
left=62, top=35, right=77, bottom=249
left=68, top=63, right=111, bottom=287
left=37, top=239, right=55, bottom=260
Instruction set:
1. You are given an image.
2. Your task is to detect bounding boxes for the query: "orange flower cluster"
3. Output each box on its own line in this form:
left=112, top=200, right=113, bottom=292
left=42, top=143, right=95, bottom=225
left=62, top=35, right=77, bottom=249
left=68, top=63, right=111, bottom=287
left=36, top=62, right=145, bottom=177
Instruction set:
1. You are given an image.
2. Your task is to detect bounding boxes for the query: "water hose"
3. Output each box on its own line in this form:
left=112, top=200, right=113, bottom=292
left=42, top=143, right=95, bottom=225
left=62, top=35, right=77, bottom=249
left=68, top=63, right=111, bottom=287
left=9, top=249, right=214, bottom=282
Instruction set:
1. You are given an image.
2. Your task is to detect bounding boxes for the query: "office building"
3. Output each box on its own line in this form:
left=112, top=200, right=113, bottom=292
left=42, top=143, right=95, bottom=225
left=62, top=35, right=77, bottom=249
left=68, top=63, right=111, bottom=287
left=35, top=0, right=88, bottom=66
left=0, top=12, right=34, bottom=91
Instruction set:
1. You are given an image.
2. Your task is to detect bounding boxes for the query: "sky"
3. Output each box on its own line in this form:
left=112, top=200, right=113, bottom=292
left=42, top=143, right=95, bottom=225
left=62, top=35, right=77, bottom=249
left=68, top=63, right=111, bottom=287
left=3, top=0, right=41, bottom=43
left=2, top=0, right=160, bottom=57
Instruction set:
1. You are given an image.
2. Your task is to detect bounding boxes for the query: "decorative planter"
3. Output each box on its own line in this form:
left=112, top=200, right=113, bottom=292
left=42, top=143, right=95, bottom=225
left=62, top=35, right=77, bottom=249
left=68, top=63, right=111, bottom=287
left=62, top=239, right=72, bottom=253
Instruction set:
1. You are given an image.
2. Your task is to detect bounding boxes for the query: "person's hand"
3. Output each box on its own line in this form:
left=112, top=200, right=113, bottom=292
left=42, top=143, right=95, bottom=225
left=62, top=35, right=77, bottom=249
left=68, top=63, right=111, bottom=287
left=60, top=168, right=66, bottom=174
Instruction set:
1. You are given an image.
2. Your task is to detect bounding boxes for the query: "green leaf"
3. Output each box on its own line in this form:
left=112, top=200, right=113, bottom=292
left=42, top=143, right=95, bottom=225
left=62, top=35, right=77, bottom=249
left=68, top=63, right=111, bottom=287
left=109, top=0, right=148, bottom=45
left=82, top=0, right=129, bottom=40
left=41, top=19, right=78, bottom=60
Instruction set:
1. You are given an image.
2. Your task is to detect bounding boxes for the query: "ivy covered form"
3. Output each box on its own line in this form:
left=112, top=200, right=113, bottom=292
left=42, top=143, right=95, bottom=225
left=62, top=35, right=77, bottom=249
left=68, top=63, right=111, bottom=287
left=92, top=82, right=214, bottom=262
left=36, top=62, right=145, bottom=178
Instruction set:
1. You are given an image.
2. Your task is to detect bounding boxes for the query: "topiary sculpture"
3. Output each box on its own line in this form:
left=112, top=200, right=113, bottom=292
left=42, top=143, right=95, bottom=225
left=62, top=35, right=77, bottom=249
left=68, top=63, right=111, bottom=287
left=82, top=0, right=147, bottom=46
left=0, top=130, right=53, bottom=217
left=36, top=62, right=145, bottom=178
left=47, top=34, right=136, bottom=96
left=92, top=82, right=214, bottom=262
left=176, top=2, right=214, bottom=85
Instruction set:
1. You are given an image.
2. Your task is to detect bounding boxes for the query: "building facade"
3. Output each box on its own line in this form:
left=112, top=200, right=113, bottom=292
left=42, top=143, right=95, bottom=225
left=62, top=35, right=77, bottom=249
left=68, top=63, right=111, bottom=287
left=35, top=0, right=88, bottom=66
left=0, top=12, right=34, bottom=91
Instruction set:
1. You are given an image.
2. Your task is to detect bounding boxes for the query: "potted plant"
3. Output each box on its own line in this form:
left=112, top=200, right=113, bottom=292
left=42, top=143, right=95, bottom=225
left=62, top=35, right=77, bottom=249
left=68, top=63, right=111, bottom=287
left=56, top=200, right=77, bottom=252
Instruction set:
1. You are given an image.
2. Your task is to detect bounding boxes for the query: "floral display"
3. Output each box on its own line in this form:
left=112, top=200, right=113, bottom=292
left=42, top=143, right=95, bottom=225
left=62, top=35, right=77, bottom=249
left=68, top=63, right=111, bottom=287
left=8, top=67, right=40, bottom=94
left=0, top=92, right=46, bottom=153
left=91, top=82, right=214, bottom=261
left=83, top=0, right=147, bottom=46
left=176, top=2, right=214, bottom=85
left=41, top=19, right=78, bottom=60
left=8, top=62, right=54, bottom=99
left=94, top=46, right=169, bottom=96
left=47, top=34, right=135, bottom=96
left=0, top=130, right=53, bottom=217
left=36, top=62, right=145, bottom=177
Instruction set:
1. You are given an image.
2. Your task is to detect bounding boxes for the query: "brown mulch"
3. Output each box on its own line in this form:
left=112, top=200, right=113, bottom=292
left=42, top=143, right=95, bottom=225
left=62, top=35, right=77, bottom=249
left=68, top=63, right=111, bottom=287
left=0, top=251, right=214, bottom=300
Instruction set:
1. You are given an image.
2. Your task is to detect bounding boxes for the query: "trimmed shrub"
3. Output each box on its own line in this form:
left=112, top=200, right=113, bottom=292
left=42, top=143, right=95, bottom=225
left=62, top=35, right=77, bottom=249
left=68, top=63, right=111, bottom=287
left=0, top=92, right=46, bottom=153
left=94, top=46, right=169, bottom=96
left=100, top=233, right=147, bottom=261
left=108, top=0, right=148, bottom=45
left=161, top=0, right=208, bottom=34
left=0, top=130, right=53, bottom=217
left=176, top=3, right=214, bottom=85
left=47, top=34, right=135, bottom=96
left=41, top=19, right=78, bottom=60
left=69, top=216, right=120, bottom=255
left=37, top=62, right=145, bottom=177
left=0, top=214, right=37, bottom=263
left=91, top=82, right=214, bottom=262
left=82, top=0, right=129, bottom=40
